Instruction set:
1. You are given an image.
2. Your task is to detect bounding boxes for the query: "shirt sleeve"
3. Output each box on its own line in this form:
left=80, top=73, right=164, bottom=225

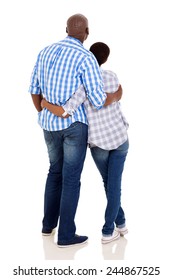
left=62, top=85, right=86, bottom=115
left=80, top=55, right=106, bottom=109
left=28, top=55, right=41, bottom=95
left=103, top=70, right=119, bottom=92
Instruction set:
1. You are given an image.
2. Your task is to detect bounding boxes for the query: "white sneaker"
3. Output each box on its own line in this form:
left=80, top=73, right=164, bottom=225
left=101, top=230, right=120, bottom=244
left=116, top=226, right=128, bottom=236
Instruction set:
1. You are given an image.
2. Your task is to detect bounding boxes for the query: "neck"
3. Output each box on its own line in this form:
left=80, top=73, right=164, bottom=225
left=68, top=33, right=84, bottom=43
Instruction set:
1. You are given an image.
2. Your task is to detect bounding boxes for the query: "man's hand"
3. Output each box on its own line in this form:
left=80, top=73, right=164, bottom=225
left=104, top=84, right=122, bottom=106
left=113, top=84, right=122, bottom=101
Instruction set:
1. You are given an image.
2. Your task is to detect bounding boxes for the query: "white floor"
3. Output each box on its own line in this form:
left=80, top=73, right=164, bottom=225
left=1, top=143, right=173, bottom=279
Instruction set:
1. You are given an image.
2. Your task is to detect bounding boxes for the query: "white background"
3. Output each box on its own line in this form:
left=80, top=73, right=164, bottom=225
left=0, top=0, right=173, bottom=278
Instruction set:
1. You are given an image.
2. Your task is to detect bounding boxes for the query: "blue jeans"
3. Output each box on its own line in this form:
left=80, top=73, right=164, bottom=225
left=42, top=122, right=88, bottom=243
left=90, top=140, right=129, bottom=235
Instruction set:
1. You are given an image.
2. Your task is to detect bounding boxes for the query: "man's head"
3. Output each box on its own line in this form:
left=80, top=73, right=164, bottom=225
left=90, top=42, right=110, bottom=66
left=66, top=14, right=89, bottom=43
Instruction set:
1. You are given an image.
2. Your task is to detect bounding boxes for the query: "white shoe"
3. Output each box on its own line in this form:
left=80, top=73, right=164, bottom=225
left=101, top=230, right=120, bottom=244
left=116, top=226, right=128, bottom=236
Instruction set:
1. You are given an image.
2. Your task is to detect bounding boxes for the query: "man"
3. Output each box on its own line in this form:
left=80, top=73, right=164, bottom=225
left=29, top=14, right=121, bottom=247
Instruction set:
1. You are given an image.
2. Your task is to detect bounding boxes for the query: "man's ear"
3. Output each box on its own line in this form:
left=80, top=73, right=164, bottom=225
left=86, top=27, right=89, bottom=35
left=66, top=27, right=68, bottom=33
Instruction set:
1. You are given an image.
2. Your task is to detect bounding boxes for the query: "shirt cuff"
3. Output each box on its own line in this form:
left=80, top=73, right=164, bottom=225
left=62, top=105, right=75, bottom=115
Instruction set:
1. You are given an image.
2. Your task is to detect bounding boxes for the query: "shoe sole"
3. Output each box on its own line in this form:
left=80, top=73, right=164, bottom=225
left=58, top=239, right=88, bottom=248
left=102, top=233, right=120, bottom=244
left=118, top=229, right=128, bottom=236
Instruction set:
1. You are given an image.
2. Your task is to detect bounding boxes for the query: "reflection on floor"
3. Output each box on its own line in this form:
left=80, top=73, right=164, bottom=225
left=42, top=231, right=128, bottom=261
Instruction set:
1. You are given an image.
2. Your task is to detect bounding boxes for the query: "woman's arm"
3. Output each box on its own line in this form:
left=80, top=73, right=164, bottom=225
left=41, top=83, right=122, bottom=117
left=41, top=99, right=70, bottom=118
left=41, top=86, right=87, bottom=118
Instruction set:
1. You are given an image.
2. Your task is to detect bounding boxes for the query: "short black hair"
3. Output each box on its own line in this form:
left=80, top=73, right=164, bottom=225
left=89, top=42, right=110, bottom=66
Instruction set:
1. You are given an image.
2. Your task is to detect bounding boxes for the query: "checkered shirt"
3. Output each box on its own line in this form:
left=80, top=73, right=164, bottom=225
left=63, top=68, right=129, bottom=150
left=28, top=36, right=106, bottom=131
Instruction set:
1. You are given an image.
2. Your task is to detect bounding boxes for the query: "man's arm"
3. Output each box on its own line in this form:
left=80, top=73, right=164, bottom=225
left=29, top=56, right=43, bottom=112
left=31, top=94, right=43, bottom=112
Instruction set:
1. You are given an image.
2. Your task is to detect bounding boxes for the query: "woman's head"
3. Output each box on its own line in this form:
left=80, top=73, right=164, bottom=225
left=90, top=42, right=110, bottom=66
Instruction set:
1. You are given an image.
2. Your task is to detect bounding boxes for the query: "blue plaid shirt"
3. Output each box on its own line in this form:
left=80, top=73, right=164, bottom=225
left=29, top=36, right=106, bottom=131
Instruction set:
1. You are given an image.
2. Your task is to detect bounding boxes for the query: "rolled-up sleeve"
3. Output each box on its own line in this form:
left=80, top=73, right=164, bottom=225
left=28, top=59, right=41, bottom=95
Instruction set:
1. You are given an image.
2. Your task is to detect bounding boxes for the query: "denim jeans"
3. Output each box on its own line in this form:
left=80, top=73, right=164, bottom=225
left=42, top=122, right=88, bottom=243
left=90, top=140, right=129, bottom=235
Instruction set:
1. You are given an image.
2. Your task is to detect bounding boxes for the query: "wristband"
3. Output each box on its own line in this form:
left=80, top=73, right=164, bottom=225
left=62, top=110, right=68, bottom=117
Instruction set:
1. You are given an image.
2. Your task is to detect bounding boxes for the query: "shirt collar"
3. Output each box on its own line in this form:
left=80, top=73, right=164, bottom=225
left=66, top=36, right=83, bottom=46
